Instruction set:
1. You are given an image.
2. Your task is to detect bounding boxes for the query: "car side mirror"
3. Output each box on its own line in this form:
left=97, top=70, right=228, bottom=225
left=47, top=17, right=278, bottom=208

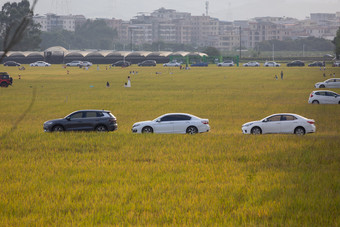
left=156, top=119, right=161, bottom=123
left=262, top=119, right=267, bottom=122
left=66, top=117, right=71, bottom=121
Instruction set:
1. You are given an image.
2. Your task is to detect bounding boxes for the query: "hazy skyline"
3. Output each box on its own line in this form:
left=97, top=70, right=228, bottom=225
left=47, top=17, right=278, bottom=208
left=1, top=0, right=340, bottom=21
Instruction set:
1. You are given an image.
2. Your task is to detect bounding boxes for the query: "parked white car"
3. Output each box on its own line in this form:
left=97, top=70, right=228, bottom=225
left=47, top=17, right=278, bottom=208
left=163, top=61, right=181, bottom=67
left=66, top=61, right=83, bottom=67
left=243, top=61, right=260, bottom=67
left=30, top=61, right=51, bottom=67
left=81, top=61, right=93, bottom=67
left=308, top=90, right=340, bottom=104
left=217, top=60, right=234, bottom=67
left=314, top=78, right=340, bottom=88
left=132, top=113, right=210, bottom=134
left=264, top=61, right=280, bottom=67
left=242, top=113, right=315, bottom=135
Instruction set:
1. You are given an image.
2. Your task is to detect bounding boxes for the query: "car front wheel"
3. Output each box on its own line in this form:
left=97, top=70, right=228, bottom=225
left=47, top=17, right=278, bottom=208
left=319, top=85, right=325, bottom=88
left=1, top=82, right=8, bottom=87
left=52, top=125, right=64, bottom=132
left=186, top=126, right=198, bottom=134
left=251, top=127, right=262, bottom=135
left=294, top=127, right=305, bottom=135
left=142, top=126, right=153, bottom=133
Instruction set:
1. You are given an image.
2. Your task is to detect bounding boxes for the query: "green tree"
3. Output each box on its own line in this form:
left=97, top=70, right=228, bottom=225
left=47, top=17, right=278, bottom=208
left=332, top=27, right=340, bottom=59
left=0, top=0, right=41, bottom=51
left=203, top=46, right=221, bottom=56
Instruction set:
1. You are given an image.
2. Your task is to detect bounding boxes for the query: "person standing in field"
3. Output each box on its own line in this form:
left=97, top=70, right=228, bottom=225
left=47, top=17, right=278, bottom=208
left=281, top=71, right=283, bottom=80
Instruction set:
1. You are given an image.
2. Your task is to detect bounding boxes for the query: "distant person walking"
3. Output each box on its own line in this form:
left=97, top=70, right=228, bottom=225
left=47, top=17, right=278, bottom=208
left=281, top=71, right=284, bottom=80
left=275, top=75, right=278, bottom=80
left=106, top=81, right=110, bottom=88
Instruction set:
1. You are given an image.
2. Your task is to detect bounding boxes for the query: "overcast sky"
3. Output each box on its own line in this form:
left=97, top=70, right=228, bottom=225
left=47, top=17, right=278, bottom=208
left=1, top=0, right=340, bottom=21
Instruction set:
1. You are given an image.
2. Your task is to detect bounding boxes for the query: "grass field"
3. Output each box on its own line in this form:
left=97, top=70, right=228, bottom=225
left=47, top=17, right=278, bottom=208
left=0, top=64, right=339, bottom=225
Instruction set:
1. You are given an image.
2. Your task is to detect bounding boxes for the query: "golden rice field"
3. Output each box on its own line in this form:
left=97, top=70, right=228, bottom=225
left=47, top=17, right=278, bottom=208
left=0, top=63, right=339, bottom=225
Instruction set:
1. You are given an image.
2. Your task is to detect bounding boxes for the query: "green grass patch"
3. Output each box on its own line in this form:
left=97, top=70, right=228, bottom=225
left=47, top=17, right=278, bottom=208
left=0, top=64, right=339, bottom=225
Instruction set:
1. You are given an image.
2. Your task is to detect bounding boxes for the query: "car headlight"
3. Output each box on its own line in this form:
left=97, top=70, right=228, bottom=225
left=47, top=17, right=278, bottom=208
left=243, top=123, right=253, bottom=127
left=44, top=121, right=53, bottom=125
left=133, top=124, right=140, bottom=128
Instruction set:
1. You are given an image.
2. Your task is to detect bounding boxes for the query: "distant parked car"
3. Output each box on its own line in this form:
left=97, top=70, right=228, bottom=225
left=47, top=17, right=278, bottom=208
left=0, top=72, right=13, bottom=87
left=163, top=61, right=181, bottom=67
left=3, top=61, right=20, bottom=66
left=81, top=61, right=92, bottom=67
left=308, top=90, right=340, bottom=104
left=43, top=110, right=118, bottom=132
left=132, top=113, right=210, bottom=134
left=191, top=62, right=208, bottom=67
left=66, top=60, right=83, bottom=67
left=217, top=60, right=234, bottom=67
left=308, top=61, right=324, bottom=67
left=242, top=113, right=315, bottom=135
left=332, top=61, right=340, bottom=67
left=138, top=60, right=156, bottom=66
left=314, top=78, right=340, bottom=88
left=30, top=61, right=51, bottom=67
left=287, top=60, right=305, bottom=67
left=264, top=61, right=280, bottom=67
left=243, top=61, right=260, bottom=67
left=112, top=60, right=131, bottom=67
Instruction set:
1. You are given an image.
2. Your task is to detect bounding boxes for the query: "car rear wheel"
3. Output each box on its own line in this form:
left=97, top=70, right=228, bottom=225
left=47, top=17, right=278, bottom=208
left=312, top=100, right=319, bottom=104
left=95, top=125, right=107, bottom=132
left=52, top=125, right=64, bottom=132
left=186, top=126, right=198, bottom=134
left=251, top=127, right=262, bottom=135
left=1, top=82, right=8, bottom=87
left=319, top=85, right=325, bottom=88
left=142, top=126, right=153, bottom=133
left=294, top=127, right=305, bottom=135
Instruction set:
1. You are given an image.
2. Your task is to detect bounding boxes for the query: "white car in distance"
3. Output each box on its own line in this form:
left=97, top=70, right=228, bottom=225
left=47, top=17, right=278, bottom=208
left=81, top=61, right=93, bottom=67
left=30, top=61, right=51, bottom=67
left=308, top=90, right=340, bottom=104
left=264, top=61, right=280, bottom=67
left=217, top=60, right=234, bottom=67
left=314, top=78, right=340, bottom=88
left=66, top=61, right=83, bottom=67
left=243, top=61, right=260, bottom=67
left=242, top=113, right=315, bottom=135
left=132, top=113, right=210, bottom=134
left=163, top=61, right=181, bottom=67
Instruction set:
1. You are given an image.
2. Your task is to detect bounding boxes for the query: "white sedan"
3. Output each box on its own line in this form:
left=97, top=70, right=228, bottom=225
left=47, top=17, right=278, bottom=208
left=217, top=60, right=234, bottom=67
left=132, top=113, right=210, bottom=134
left=308, top=90, right=340, bottom=104
left=264, top=61, right=280, bottom=67
left=242, top=113, right=315, bottom=135
left=30, top=61, right=51, bottom=67
left=243, top=61, right=260, bottom=67
left=163, top=61, right=181, bottom=67
left=314, top=78, right=340, bottom=88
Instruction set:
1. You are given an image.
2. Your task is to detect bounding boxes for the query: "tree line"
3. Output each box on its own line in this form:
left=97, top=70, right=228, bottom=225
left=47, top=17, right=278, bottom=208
left=1, top=0, right=340, bottom=59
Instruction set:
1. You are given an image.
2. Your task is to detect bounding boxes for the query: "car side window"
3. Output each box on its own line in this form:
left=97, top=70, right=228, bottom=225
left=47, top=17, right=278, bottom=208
left=85, top=112, right=97, bottom=118
left=326, top=92, right=336, bottom=97
left=267, top=115, right=281, bottom=122
left=160, top=115, right=175, bottom=121
left=318, top=91, right=326, bottom=96
left=282, top=115, right=297, bottom=121
left=97, top=112, right=104, bottom=117
left=70, top=112, right=83, bottom=119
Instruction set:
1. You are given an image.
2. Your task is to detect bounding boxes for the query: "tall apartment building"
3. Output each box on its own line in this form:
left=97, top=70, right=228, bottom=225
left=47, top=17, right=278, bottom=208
left=33, top=14, right=86, bottom=32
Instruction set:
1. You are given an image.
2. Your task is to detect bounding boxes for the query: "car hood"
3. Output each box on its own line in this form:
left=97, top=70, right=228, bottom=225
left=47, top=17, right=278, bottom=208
left=133, top=120, right=153, bottom=127
left=242, top=120, right=260, bottom=127
left=44, top=118, right=66, bottom=124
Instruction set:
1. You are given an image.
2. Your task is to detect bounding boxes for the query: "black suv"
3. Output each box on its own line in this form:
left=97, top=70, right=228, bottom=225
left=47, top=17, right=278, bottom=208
left=112, top=60, right=131, bottom=67
left=0, top=72, right=13, bottom=87
left=138, top=60, right=156, bottom=66
left=43, top=110, right=118, bottom=132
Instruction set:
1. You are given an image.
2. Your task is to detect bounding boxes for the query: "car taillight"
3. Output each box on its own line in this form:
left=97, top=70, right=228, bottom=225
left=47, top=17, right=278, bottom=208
left=310, top=94, right=313, bottom=97
left=307, top=121, right=315, bottom=124
left=201, top=120, right=209, bottom=124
